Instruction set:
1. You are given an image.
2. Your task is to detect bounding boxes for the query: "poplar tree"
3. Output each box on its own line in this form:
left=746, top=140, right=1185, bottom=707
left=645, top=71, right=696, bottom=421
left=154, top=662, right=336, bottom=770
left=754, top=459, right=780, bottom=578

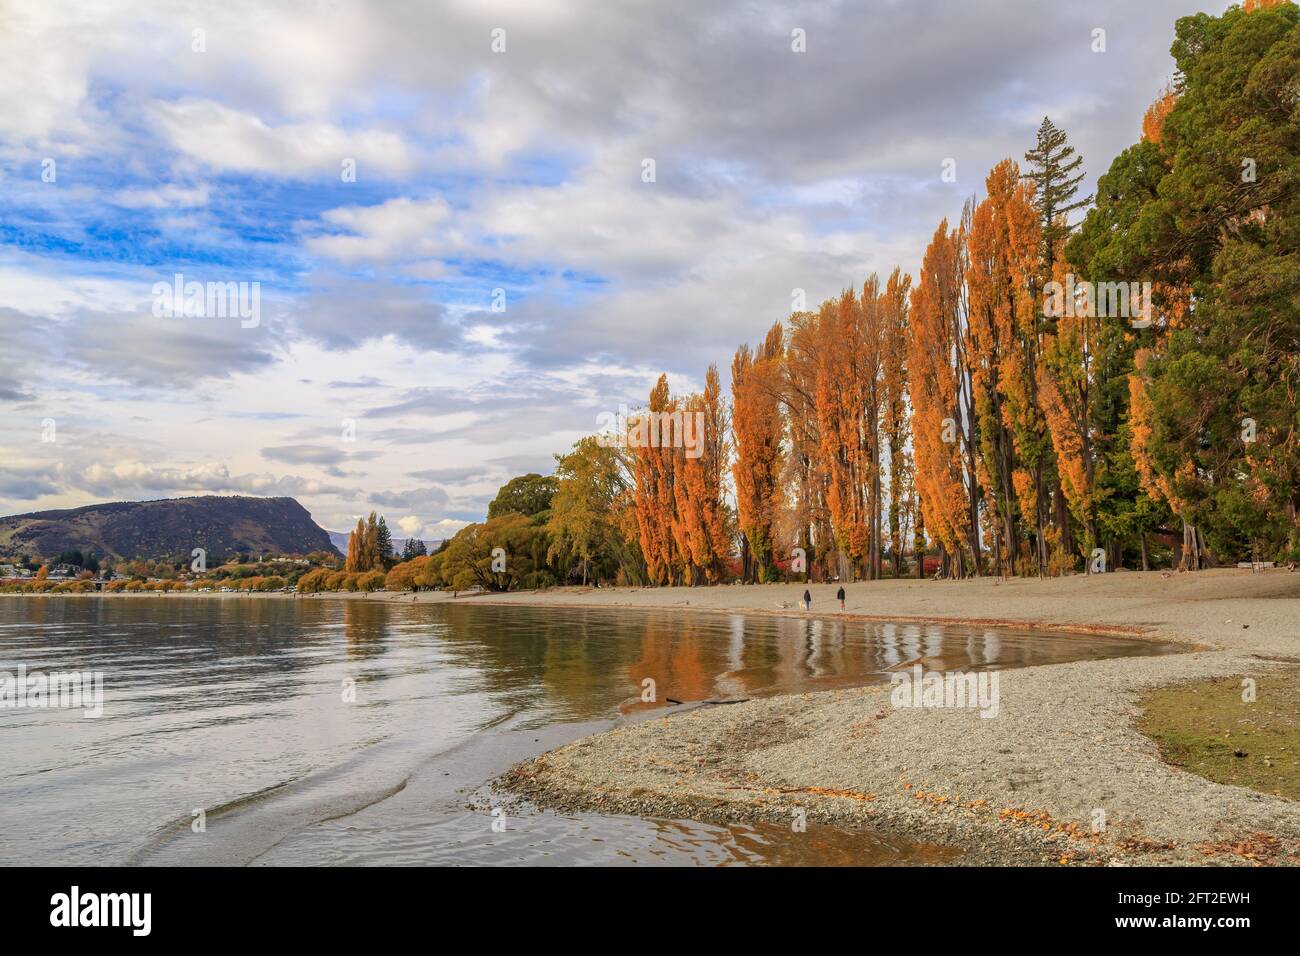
left=731, top=323, right=785, bottom=582
left=881, top=268, right=912, bottom=577
left=909, top=220, right=978, bottom=575
left=345, top=518, right=364, bottom=572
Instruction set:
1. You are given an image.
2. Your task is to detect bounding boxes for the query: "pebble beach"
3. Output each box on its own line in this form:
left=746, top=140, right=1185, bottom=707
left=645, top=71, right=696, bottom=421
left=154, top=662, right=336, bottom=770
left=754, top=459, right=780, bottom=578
left=488, top=569, right=1300, bottom=866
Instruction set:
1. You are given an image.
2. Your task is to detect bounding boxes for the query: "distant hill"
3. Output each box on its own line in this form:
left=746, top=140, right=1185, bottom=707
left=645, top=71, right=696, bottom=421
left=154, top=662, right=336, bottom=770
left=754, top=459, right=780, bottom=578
left=0, top=496, right=339, bottom=563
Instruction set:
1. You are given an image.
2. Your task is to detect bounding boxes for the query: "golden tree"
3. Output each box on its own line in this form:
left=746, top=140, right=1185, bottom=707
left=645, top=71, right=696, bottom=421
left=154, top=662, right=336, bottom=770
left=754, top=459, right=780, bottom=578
left=731, top=322, right=785, bottom=581
left=630, top=375, right=679, bottom=585
left=881, top=268, right=912, bottom=576
left=909, top=220, right=977, bottom=574
left=966, top=160, right=1044, bottom=575
left=778, top=307, right=832, bottom=580
left=344, top=518, right=364, bottom=572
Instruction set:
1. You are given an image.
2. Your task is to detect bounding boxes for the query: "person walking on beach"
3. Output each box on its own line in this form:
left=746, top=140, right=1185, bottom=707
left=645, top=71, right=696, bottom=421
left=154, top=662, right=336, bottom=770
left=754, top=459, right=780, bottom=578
left=803, top=588, right=812, bottom=611
left=837, top=586, right=845, bottom=611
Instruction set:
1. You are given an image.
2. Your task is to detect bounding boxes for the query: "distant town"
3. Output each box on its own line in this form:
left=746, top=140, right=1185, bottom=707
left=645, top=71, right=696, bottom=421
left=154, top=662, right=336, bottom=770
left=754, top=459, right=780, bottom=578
left=0, top=522, right=438, bottom=595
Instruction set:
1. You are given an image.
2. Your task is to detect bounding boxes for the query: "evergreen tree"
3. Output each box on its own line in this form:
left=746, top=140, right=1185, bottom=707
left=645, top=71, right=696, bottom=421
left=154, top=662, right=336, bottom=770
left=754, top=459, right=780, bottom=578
left=377, top=515, right=393, bottom=564
left=1023, top=117, right=1092, bottom=274
left=1070, top=0, right=1300, bottom=566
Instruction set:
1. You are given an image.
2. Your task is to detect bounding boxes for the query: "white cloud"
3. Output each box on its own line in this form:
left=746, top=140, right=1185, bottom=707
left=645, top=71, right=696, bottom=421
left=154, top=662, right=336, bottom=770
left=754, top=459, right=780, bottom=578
left=74, top=461, right=353, bottom=498
left=425, top=518, right=470, bottom=539
left=150, top=99, right=416, bottom=177
left=304, top=197, right=455, bottom=264
left=0, top=0, right=1201, bottom=531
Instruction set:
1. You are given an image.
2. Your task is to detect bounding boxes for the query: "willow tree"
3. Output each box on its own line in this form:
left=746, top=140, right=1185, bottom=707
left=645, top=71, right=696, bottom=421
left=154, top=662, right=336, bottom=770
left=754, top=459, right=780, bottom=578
left=547, top=435, right=644, bottom=585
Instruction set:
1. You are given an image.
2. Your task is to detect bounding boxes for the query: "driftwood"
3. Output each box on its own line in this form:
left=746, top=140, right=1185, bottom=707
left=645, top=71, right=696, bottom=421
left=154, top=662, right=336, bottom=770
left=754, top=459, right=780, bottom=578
left=664, top=696, right=751, bottom=707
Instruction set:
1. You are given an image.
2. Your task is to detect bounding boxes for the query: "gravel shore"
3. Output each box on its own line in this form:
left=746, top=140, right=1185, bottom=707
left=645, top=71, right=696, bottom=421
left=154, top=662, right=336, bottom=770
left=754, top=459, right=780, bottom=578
left=493, top=570, right=1300, bottom=866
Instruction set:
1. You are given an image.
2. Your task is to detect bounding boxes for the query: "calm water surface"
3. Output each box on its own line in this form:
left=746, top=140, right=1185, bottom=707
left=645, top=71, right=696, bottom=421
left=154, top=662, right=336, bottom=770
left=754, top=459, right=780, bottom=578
left=0, top=597, right=1181, bottom=866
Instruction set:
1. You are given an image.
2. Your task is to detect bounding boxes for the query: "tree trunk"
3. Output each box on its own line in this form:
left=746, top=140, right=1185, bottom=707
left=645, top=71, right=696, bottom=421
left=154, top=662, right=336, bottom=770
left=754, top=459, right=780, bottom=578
left=1053, top=479, right=1072, bottom=561
left=1034, top=468, right=1047, bottom=578
left=1181, top=520, right=1205, bottom=571
left=913, top=496, right=926, bottom=580
left=965, top=424, right=981, bottom=576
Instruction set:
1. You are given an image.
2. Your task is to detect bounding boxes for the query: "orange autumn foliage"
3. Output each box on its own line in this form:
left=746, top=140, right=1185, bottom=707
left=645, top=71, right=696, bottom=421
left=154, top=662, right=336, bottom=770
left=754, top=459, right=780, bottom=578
left=731, top=322, right=785, bottom=580
left=779, top=308, right=833, bottom=579
left=881, top=268, right=912, bottom=576
left=908, top=220, right=975, bottom=563
left=1141, top=83, right=1177, bottom=145
left=670, top=365, right=730, bottom=584
left=816, top=286, right=881, bottom=578
left=1037, top=258, right=1099, bottom=550
left=966, top=159, right=1043, bottom=574
left=631, top=375, right=679, bottom=585
left=630, top=370, right=730, bottom=585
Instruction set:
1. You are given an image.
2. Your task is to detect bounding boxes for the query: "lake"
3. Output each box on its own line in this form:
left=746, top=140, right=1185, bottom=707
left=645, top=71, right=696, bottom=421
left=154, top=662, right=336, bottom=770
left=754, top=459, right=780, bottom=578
left=0, top=596, right=1182, bottom=866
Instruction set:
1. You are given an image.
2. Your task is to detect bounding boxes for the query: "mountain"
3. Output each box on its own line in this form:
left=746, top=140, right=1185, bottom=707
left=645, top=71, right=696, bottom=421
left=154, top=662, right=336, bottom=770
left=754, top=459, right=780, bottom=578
left=0, top=496, right=339, bottom=563
left=327, top=530, right=440, bottom=556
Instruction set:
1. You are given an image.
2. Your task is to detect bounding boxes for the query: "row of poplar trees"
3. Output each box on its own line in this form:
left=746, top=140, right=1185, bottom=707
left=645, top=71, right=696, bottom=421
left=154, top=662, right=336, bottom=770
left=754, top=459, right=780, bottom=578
left=618, top=0, right=1299, bottom=583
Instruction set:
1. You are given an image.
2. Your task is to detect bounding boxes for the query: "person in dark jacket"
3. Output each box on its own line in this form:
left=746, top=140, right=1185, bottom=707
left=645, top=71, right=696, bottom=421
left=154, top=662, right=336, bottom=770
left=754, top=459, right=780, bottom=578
left=803, top=588, right=812, bottom=611
left=837, top=586, right=845, bottom=611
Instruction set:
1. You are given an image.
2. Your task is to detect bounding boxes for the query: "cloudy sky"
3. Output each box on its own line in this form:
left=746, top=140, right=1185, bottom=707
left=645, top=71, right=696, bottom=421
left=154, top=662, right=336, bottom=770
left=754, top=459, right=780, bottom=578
left=0, top=0, right=1223, bottom=539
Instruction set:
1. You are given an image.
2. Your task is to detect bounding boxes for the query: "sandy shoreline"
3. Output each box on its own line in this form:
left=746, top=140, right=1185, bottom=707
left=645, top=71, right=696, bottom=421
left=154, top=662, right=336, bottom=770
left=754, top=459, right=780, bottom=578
left=10, top=568, right=1279, bottom=645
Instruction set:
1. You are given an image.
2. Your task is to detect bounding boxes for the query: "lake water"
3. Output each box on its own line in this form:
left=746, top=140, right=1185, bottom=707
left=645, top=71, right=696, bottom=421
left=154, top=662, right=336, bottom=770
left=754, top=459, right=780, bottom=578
left=0, top=596, right=1182, bottom=866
